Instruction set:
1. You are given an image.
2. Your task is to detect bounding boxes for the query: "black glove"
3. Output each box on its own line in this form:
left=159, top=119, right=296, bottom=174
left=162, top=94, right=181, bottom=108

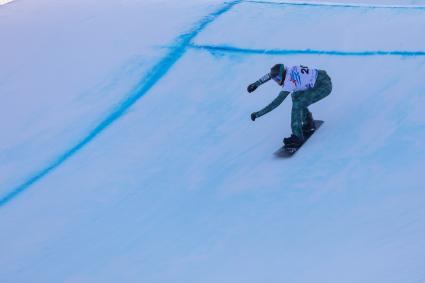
left=247, top=83, right=258, bottom=93
left=251, top=112, right=257, bottom=121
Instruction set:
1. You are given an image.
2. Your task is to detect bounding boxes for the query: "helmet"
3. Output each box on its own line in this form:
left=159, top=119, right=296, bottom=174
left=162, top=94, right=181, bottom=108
left=270, top=64, right=285, bottom=85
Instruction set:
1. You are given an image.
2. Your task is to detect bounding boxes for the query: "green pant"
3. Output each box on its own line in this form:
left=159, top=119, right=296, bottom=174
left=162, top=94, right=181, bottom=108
left=291, top=70, right=332, bottom=139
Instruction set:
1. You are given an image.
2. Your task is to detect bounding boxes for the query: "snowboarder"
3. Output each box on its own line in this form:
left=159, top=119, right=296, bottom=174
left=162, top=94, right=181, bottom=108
left=247, top=64, right=332, bottom=147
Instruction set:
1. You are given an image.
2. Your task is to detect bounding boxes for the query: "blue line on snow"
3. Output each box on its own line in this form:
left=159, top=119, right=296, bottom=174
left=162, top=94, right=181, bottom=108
left=190, top=44, right=425, bottom=57
left=0, top=1, right=241, bottom=208
left=244, top=0, right=425, bottom=10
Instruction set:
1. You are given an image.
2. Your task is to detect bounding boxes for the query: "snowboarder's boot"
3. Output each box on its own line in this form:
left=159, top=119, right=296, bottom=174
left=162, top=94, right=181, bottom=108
left=302, top=113, right=316, bottom=134
left=283, top=134, right=303, bottom=147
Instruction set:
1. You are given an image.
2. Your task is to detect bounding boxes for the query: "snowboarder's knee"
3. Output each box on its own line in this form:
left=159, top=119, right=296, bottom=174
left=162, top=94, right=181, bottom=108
left=292, top=94, right=308, bottom=108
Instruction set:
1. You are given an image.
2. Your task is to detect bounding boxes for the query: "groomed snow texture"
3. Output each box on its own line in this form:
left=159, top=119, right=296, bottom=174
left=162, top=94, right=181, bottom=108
left=1, top=1, right=425, bottom=282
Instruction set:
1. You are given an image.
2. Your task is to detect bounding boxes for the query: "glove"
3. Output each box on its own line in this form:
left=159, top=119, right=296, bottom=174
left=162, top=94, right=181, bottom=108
left=251, top=112, right=257, bottom=121
left=247, top=83, right=257, bottom=93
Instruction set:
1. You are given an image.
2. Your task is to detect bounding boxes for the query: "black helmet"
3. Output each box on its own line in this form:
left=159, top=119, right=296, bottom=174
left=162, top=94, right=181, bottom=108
left=270, top=64, right=285, bottom=85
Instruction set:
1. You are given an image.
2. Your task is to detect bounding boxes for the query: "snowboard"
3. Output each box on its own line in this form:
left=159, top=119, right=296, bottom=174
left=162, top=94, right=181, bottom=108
left=275, top=120, right=324, bottom=157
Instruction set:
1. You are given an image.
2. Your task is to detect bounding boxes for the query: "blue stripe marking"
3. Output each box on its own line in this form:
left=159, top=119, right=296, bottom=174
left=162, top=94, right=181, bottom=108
left=0, top=1, right=241, bottom=208
left=245, top=0, right=425, bottom=10
left=190, top=44, right=425, bottom=57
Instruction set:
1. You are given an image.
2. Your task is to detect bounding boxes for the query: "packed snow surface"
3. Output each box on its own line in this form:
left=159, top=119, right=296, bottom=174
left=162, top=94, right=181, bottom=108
left=1, top=0, right=424, bottom=282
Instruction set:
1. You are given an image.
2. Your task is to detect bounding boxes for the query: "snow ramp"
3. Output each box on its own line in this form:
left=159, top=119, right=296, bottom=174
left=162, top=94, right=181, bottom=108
left=1, top=1, right=425, bottom=282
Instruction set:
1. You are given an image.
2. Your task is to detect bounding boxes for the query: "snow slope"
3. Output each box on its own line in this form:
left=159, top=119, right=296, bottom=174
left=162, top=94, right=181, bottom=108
left=1, top=1, right=425, bottom=282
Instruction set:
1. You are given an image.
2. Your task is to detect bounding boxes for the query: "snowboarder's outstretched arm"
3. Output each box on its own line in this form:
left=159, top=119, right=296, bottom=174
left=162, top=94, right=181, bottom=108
left=251, top=91, right=290, bottom=121
left=247, top=73, right=272, bottom=93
